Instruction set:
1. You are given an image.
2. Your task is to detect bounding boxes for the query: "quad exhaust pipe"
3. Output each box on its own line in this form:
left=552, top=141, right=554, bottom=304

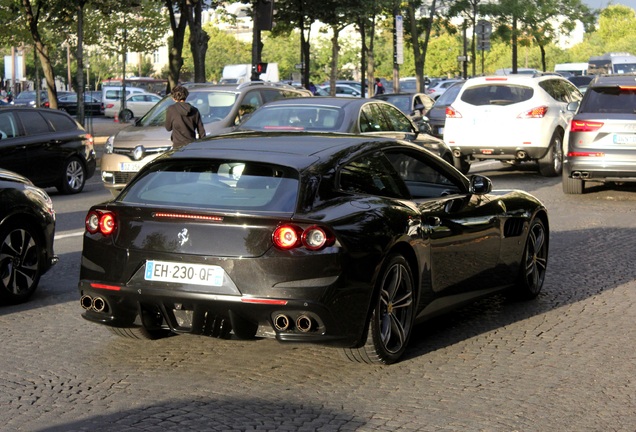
left=80, top=295, right=109, bottom=313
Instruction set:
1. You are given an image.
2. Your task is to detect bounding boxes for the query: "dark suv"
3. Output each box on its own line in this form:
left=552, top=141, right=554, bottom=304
left=101, top=82, right=312, bottom=196
left=563, top=74, right=636, bottom=194
left=0, top=107, right=97, bottom=194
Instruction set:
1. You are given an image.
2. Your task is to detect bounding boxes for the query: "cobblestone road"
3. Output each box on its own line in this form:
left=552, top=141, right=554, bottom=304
left=1, top=161, right=635, bottom=432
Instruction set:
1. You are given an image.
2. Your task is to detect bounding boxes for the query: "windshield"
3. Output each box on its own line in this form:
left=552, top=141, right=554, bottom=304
left=240, top=106, right=344, bottom=131
left=136, top=90, right=239, bottom=127
left=434, top=83, right=464, bottom=106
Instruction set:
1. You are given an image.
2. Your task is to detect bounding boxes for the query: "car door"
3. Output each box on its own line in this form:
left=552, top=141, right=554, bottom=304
left=383, top=148, right=503, bottom=295
left=16, top=110, right=75, bottom=186
left=0, top=110, right=29, bottom=178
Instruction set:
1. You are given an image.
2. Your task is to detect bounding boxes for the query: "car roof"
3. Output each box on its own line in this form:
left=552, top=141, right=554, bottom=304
left=463, top=74, right=568, bottom=86
left=170, top=132, right=406, bottom=169
left=250, top=97, right=379, bottom=109
left=588, top=73, right=636, bottom=87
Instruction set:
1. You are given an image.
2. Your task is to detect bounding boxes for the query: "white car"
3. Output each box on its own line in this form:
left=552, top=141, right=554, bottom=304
left=318, top=84, right=368, bottom=98
left=103, top=92, right=162, bottom=122
left=425, top=79, right=464, bottom=100
left=443, top=74, right=582, bottom=176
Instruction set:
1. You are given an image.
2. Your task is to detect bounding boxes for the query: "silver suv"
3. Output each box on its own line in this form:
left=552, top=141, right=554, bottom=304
left=101, top=82, right=312, bottom=196
left=563, top=74, right=636, bottom=194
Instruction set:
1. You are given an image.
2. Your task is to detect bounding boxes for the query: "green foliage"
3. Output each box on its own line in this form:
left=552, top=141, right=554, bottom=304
left=200, top=24, right=251, bottom=82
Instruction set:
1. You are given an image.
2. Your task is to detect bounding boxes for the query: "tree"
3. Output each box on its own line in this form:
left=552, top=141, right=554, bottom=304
left=164, top=0, right=189, bottom=91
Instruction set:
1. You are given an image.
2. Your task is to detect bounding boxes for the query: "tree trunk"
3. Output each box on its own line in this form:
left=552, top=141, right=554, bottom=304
left=407, top=3, right=424, bottom=92
left=188, top=0, right=210, bottom=83
left=329, top=25, right=340, bottom=96
left=540, top=44, right=546, bottom=71
left=358, top=18, right=367, bottom=97
left=22, top=0, right=58, bottom=108
left=166, top=0, right=188, bottom=92
left=76, top=2, right=86, bottom=125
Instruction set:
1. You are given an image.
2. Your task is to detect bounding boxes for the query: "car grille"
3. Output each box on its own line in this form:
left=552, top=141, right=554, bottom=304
left=114, top=172, right=137, bottom=184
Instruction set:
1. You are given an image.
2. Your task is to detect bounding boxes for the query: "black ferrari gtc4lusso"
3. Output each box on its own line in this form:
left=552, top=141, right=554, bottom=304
left=78, top=132, right=549, bottom=365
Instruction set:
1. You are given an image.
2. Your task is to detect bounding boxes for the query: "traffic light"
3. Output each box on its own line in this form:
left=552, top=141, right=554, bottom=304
left=253, top=63, right=268, bottom=74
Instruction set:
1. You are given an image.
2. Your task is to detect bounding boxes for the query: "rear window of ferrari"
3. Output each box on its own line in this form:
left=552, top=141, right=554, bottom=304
left=119, top=159, right=300, bottom=213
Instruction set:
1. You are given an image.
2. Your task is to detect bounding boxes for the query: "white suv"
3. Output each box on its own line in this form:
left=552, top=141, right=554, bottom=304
left=444, top=74, right=582, bottom=176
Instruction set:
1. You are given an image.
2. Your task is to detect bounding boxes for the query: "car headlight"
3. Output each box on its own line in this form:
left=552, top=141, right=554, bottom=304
left=104, top=136, right=114, bottom=154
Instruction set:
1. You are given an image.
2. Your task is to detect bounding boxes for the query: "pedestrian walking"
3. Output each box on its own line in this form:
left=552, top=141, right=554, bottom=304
left=165, top=85, right=206, bottom=149
left=374, top=78, right=385, bottom=95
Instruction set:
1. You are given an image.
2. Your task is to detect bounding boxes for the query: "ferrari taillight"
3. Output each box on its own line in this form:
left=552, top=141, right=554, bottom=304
left=570, top=120, right=604, bottom=132
left=86, top=210, right=116, bottom=236
left=273, top=224, right=335, bottom=251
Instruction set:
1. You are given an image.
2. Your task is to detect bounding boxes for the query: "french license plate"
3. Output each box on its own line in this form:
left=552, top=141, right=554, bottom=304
left=145, top=260, right=224, bottom=287
left=120, top=162, right=144, bottom=172
left=613, top=134, right=636, bottom=144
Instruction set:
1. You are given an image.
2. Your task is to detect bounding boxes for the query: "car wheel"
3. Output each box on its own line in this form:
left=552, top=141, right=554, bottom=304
left=510, top=218, right=548, bottom=300
left=120, top=109, right=133, bottom=123
left=562, top=172, right=584, bottom=194
left=453, top=156, right=470, bottom=174
left=341, top=254, right=415, bottom=365
left=0, top=222, right=43, bottom=304
left=538, top=130, right=564, bottom=177
left=56, top=156, right=86, bottom=194
left=107, top=326, right=172, bottom=340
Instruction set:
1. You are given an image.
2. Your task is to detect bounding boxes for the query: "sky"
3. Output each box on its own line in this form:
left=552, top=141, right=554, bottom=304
left=585, top=0, right=636, bottom=10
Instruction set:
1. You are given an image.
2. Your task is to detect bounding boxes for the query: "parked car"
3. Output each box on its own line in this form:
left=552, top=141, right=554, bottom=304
left=47, top=93, right=103, bottom=116
left=233, top=97, right=452, bottom=163
left=101, top=86, right=149, bottom=118
left=0, top=169, right=57, bottom=304
left=372, top=92, right=435, bottom=118
left=444, top=74, right=582, bottom=175
left=0, top=106, right=97, bottom=194
left=426, top=79, right=464, bottom=100
left=100, top=82, right=312, bottom=196
left=78, top=133, right=549, bottom=365
left=563, top=73, right=636, bottom=194
left=103, top=92, right=162, bottom=121
left=318, top=83, right=365, bottom=98
left=12, top=90, right=73, bottom=108
left=426, top=81, right=465, bottom=139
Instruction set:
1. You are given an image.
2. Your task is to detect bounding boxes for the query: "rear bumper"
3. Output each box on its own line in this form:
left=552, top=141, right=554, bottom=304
left=564, top=157, right=636, bottom=182
left=78, top=272, right=370, bottom=348
left=450, top=145, right=549, bottom=161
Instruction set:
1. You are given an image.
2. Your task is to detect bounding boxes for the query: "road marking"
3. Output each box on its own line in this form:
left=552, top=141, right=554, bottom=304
left=55, top=230, right=85, bottom=240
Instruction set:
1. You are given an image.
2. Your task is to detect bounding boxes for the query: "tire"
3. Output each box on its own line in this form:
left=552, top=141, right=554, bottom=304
left=107, top=326, right=172, bottom=340
left=538, top=130, right=564, bottom=177
left=341, top=254, right=415, bottom=365
left=119, top=109, right=133, bottom=123
left=510, top=218, right=548, bottom=300
left=453, top=156, right=470, bottom=174
left=562, top=172, right=584, bottom=194
left=0, top=222, right=43, bottom=304
left=56, top=156, right=86, bottom=195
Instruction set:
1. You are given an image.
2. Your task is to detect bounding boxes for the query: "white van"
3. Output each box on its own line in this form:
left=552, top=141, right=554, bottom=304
left=102, top=86, right=148, bottom=118
left=554, top=62, right=588, bottom=76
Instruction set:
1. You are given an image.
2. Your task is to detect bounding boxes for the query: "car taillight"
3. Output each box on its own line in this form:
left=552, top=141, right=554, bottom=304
left=518, top=106, right=548, bottom=119
left=86, top=210, right=116, bottom=236
left=273, top=224, right=335, bottom=251
left=106, top=103, right=114, bottom=109
left=570, top=120, right=603, bottom=132
left=43, top=101, right=50, bottom=108
left=568, top=151, right=605, bottom=157
left=446, top=106, right=462, bottom=118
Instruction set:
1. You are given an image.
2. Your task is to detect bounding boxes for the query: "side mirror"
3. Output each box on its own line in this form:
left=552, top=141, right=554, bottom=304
left=469, top=175, right=492, bottom=194
left=417, top=116, right=432, bottom=135
left=567, top=101, right=579, bottom=112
